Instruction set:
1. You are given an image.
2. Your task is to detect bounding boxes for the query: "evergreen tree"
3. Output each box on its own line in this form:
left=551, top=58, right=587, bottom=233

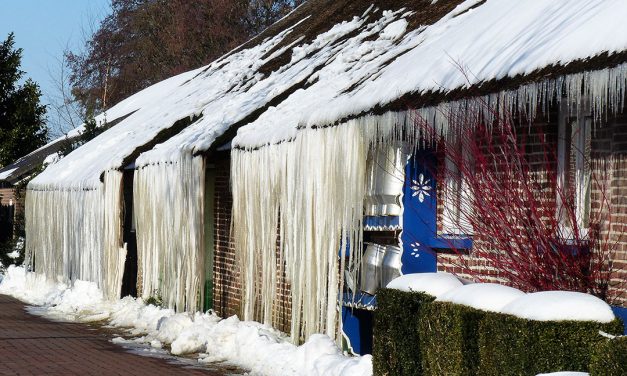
left=0, top=33, right=48, bottom=167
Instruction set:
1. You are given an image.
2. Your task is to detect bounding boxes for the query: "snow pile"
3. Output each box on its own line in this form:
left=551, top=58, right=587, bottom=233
left=0, top=266, right=371, bottom=376
left=386, top=272, right=462, bottom=298
left=436, top=283, right=526, bottom=313
left=501, top=291, right=616, bottom=323
left=7, top=237, right=24, bottom=260
left=0, top=265, right=67, bottom=306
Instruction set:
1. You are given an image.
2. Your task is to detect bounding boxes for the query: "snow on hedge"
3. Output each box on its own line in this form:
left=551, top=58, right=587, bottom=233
left=501, top=291, right=616, bottom=323
left=387, top=275, right=616, bottom=323
left=436, top=283, right=526, bottom=313
left=385, top=272, right=462, bottom=298
left=0, top=266, right=371, bottom=376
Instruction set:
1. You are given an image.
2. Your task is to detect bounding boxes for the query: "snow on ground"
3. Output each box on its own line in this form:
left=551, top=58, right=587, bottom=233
left=0, top=266, right=371, bottom=376
left=501, top=291, right=616, bottom=323
left=536, top=372, right=589, bottom=376
left=436, top=282, right=526, bottom=313
left=386, top=272, right=462, bottom=298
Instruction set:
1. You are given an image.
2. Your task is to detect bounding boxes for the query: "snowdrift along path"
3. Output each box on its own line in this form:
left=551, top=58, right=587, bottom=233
left=0, top=266, right=372, bottom=376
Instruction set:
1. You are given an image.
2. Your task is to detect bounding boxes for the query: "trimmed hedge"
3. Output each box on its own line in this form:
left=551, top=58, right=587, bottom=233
left=419, top=301, right=486, bottom=376
left=373, top=288, right=435, bottom=376
left=589, top=335, right=627, bottom=376
left=477, top=314, right=624, bottom=376
left=374, top=287, right=624, bottom=375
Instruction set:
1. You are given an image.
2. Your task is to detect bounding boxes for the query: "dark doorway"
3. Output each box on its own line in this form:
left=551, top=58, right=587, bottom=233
left=120, top=170, right=138, bottom=297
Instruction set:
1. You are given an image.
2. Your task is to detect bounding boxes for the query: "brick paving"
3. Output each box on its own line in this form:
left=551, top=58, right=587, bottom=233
left=0, top=294, right=223, bottom=376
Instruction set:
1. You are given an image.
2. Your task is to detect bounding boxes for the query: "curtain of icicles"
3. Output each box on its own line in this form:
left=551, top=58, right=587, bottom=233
left=103, top=170, right=127, bottom=299
left=232, top=116, right=410, bottom=344
left=24, top=170, right=125, bottom=299
left=133, top=155, right=206, bottom=312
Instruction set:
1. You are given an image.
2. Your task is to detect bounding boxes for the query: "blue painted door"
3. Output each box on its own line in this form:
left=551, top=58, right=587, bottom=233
left=401, top=148, right=438, bottom=273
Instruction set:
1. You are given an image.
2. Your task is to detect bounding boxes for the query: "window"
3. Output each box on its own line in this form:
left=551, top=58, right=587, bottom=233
left=439, top=138, right=473, bottom=236
left=557, top=103, right=591, bottom=238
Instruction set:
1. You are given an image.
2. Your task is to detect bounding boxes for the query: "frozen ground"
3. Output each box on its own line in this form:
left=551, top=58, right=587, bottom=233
left=0, top=266, right=372, bottom=376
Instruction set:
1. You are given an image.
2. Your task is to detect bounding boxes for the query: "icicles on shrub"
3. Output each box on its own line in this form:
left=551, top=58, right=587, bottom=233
left=133, top=155, right=206, bottom=312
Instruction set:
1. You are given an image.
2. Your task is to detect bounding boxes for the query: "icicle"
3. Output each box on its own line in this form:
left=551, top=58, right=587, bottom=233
left=232, top=121, right=371, bottom=344
left=134, top=155, right=206, bottom=312
left=103, top=170, right=126, bottom=299
left=24, top=176, right=124, bottom=298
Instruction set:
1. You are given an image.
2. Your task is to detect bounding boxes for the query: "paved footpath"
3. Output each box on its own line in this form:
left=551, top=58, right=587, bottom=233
left=0, top=294, right=223, bottom=376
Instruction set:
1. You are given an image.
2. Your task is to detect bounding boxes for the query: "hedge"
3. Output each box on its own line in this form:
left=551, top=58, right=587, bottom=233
left=477, top=314, right=624, bottom=376
left=374, top=287, right=624, bottom=375
left=372, top=288, right=435, bottom=376
left=589, top=335, right=626, bottom=376
left=419, top=301, right=486, bottom=376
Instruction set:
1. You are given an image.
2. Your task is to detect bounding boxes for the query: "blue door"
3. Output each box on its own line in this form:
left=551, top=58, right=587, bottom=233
left=401, top=148, right=438, bottom=273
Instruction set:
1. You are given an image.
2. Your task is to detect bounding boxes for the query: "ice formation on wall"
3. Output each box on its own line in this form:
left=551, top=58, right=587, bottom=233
left=25, top=170, right=125, bottom=299
left=102, top=170, right=126, bottom=299
left=232, top=112, right=414, bottom=343
left=25, top=187, right=104, bottom=287
left=133, top=155, right=206, bottom=312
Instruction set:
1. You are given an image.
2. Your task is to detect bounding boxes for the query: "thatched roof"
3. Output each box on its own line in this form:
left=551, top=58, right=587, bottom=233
left=31, top=0, right=627, bottom=189
left=0, top=137, right=73, bottom=185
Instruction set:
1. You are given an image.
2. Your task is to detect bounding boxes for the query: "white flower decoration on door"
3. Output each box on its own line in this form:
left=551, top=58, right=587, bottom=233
left=410, top=242, right=421, bottom=258
left=410, top=173, right=432, bottom=203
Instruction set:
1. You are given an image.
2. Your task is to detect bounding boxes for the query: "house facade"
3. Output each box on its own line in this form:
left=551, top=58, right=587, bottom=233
left=21, top=0, right=627, bottom=357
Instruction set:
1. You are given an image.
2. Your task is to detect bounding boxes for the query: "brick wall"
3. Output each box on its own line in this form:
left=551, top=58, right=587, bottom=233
left=212, top=157, right=241, bottom=318
left=437, top=113, right=559, bottom=286
left=0, top=187, right=16, bottom=206
left=435, top=109, right=627, bottom=308
left=591, top=115, right=627, bottom=306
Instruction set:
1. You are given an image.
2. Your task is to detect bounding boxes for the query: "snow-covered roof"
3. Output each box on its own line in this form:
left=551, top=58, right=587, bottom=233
left=235, top=0, right=627, bottom=148
left=0, top=134, right=76, bottom=185
left=31, top=0, right=627, bottom=189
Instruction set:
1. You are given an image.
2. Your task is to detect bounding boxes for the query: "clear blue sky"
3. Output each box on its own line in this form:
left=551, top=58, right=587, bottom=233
left=0, top=0, right=111, bottom=132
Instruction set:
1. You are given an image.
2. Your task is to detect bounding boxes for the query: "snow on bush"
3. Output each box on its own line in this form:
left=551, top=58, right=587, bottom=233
left=436, top=283, right=525, bottom=313
left=385, top=272, right=462, bottom=298
left=0, top=266, right=371, bottom=375
left=501, top=291, right=615, bottom=323
left=536, top=372, right=589, bottom=376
